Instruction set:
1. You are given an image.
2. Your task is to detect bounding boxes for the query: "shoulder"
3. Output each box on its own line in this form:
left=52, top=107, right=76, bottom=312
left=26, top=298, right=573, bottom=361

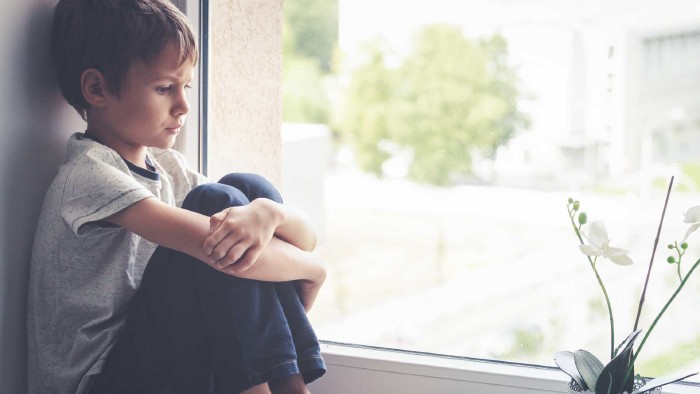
left=147, top=147, right=211, bottom=205
left=148, top=147, right=209, bottom=184
left=149, top=147, right=189, bottom=171
left=59, top=133, right=152, bottom=204
left=45, top=133, right=131, bottom=203
left=64, top=132, right=127, bottom=176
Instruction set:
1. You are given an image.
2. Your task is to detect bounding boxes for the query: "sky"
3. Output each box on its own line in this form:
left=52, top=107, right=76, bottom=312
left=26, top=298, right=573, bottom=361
left=338, top=0, right=700, bottom=53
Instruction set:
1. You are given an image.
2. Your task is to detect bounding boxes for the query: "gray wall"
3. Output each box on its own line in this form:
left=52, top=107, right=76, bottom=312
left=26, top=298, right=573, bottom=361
left=0, top=1, right=82, bottom=392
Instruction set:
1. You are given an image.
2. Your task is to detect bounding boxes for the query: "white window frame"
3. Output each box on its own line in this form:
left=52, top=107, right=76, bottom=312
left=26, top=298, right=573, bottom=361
left=172, top=0, right=206, bottom=171
left=310, top=343, right=698, bottom=393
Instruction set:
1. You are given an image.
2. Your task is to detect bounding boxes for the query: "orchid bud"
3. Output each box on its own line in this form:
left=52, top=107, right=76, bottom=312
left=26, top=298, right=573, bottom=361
left=667, top=256, right=676, bottom=264
left=577, top=212, right=587, bottom=225
left=568, top=197, right=573, bottom=204
left=681, top=242, right=688, bottom=249
left=667, top=244, right=674, bottom=249
left=573, top=201, right=580, bottom=211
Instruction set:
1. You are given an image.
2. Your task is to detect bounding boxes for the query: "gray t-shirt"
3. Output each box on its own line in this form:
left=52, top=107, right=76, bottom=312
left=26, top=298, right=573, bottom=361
left=27, top=133, right=210, bottom=394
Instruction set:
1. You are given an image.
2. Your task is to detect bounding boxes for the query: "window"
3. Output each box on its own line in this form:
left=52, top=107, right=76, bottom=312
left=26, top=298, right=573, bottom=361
left=171, top=0, right=206, bottom=170
left=277, top=0, right=700, bottom=385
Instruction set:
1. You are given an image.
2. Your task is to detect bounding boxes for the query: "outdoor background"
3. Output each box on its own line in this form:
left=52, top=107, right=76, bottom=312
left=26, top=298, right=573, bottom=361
left=277, top=0, right=700, bottom=380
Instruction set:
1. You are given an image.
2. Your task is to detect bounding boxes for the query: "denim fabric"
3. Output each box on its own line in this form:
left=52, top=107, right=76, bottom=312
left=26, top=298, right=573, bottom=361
left=89, top=173, right=325, bottom=394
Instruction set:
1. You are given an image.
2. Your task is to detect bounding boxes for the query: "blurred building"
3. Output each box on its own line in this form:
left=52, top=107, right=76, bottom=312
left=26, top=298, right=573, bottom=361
left=485, top=3, right=700, bottom=189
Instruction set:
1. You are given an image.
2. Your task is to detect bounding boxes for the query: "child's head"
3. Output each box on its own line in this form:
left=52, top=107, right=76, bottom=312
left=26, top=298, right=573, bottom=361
left=52, top=0, right=198, bottom=121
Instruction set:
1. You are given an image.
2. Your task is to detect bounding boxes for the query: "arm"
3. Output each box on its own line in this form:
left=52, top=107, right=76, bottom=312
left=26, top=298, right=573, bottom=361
left=209, top=198, right=318, bottom=252
left=106, top=197, right=325, bottom=284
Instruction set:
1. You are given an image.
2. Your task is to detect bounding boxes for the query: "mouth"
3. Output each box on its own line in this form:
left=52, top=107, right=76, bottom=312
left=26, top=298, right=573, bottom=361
left=166, top=126, right=181, bottom=134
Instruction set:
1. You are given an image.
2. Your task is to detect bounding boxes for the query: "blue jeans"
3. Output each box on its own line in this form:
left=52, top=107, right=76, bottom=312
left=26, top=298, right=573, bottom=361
left=89, top=174, right=325, bottom=394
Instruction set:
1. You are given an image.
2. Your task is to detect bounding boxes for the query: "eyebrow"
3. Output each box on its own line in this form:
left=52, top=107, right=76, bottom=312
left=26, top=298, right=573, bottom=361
left=149, top=75, right=193, bottom=84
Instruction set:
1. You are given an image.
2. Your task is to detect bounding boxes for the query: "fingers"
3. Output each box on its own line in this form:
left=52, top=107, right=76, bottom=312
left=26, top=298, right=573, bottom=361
left=209, top=208, right=229, bottom=235
left=229, top=245, right=260, bottom=271
left=207, top=230, right=263, bottom=270
left=219, top=246, right=262, bottom=274
left=202, top=204, right=273, bottom=274
left=204, top=212, right=233, bottom=255
left=208, top=236, right=238, bottom=264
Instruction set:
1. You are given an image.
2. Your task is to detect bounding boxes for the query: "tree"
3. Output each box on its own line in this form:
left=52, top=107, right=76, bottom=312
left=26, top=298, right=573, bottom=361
left=340, top=25, right=528, bottom=185
left=338, top=45, right=396, bottom=175
left=282, top=25, right=331, bottom=124
left=281, top=0, right=338, bottom=123
left=283, top=0, right=338, bottom=72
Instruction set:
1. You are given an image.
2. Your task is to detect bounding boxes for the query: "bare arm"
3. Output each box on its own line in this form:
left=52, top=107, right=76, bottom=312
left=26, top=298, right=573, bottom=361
left=208, top=198, right=318, bottom=252
left=106, top=197, right=325, bottom=284
left=273, top=201, right=318, bottom=251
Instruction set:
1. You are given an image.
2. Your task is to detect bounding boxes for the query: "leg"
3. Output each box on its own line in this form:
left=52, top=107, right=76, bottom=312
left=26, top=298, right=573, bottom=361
left=218, top=173, right=283, bottom=204
left=181, top=181, right=326, bottom=391
left=217, top=174, right=325, bottom=384
left=91, top=181, right=324, bottom=394
left=90, top=244, right=214, bottom=394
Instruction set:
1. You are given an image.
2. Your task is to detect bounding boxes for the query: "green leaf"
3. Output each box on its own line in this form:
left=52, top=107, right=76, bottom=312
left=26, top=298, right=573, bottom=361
left=555, top=351, right=588, bottom=390
left=595, top=330, right=642, bottom=394
left=630, top=371, right=699, bottom=394
left=574, top=350, right=604, bottom=390
left=612, top=329, right=642, bottom=358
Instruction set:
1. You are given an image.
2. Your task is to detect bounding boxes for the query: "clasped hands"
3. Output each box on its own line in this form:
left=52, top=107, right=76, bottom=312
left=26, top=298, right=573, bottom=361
left=201, top=198, right=325, bottom=312
left=203, top=198, right=277, bottom=273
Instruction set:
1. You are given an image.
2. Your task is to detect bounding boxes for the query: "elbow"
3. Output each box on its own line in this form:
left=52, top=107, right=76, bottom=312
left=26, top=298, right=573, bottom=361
left=303, top=234, right=318, bottom=252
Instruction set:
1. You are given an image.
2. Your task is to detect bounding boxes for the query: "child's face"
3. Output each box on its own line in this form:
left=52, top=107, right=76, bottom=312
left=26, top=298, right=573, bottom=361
left=101, top=41, right=194, bottom=156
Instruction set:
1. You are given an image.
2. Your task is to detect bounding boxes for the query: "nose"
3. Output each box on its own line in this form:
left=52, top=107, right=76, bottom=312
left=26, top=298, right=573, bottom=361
left=171, top=87, right=190, bottom=117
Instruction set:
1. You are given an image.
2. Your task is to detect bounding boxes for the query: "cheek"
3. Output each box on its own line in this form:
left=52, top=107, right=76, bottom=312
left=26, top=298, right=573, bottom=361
left=127, top=96, right=162, bottom=122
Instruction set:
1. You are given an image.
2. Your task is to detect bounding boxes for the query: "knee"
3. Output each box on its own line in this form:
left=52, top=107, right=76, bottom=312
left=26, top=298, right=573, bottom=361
left=181, top=183, right=249, bottom=216
left=218, top=173, right=283, bottom=204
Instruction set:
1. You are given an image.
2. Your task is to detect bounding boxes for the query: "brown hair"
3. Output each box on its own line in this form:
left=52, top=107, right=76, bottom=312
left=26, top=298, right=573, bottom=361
left=51, top=0, right=198, bottom=120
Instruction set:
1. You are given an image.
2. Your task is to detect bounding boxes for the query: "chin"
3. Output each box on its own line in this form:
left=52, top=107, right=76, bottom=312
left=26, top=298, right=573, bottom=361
left=156, top=136, right=177, bottom=150
left=164, top=139, right=177, bottom=150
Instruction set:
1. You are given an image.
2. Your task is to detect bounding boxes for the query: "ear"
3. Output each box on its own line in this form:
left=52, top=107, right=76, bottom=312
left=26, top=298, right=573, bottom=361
left=80, top=68, right=110, bottom=107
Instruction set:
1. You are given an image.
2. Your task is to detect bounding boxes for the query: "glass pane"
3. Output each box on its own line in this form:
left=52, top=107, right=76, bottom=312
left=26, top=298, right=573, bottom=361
left=281, top=0, right=700, bottom=381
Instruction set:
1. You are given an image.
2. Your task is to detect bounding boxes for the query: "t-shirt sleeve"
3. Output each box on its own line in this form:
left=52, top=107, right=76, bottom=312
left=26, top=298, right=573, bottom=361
left=61, top=151, right=155, bottom=236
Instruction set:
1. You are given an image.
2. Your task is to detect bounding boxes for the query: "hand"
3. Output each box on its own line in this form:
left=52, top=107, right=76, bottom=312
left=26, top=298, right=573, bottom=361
left=203, top=199, right=280, bottom=271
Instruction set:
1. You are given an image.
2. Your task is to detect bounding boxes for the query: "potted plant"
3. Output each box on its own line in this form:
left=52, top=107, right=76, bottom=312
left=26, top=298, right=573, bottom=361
left=554, top=177, right=699, bottom=394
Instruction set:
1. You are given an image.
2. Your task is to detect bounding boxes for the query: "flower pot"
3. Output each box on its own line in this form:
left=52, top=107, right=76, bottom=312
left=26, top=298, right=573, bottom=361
left=567, top=377, right=661, bottom=394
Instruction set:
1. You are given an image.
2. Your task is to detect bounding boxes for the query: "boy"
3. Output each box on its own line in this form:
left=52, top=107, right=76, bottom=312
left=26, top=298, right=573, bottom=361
left=27, top=1, right=326, bottom=393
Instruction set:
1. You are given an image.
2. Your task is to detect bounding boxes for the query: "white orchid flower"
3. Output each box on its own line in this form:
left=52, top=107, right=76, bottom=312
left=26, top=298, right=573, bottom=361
left=681, top=206, right=700, bottom=243
left=578, top=221, right=633, bottom=266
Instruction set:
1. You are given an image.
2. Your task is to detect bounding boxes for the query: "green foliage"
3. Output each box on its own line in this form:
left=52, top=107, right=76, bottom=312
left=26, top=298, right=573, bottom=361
left=338, top=45, right=395, bottom=175
left=339, top=25, right=528, bottom=185
left=282, top=0, right=338, bottom=123
left=509, top=325, right=544, bottom=357
left=681, top=162, right=700, bottom=189
left=283, top=0, right=338, bottom=72
left=282, top=53, right=331, bottom=124
left=638, top=334, right=700, bottom=376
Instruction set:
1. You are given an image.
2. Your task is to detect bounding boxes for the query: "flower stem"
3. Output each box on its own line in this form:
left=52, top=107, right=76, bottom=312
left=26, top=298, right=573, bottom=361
left=591, top=259, right=615, bottom=359
left=568, top=204, right=615, bottom=359
left=632, top=176, right=674, bottom=333
left=673, top=242, right=684, bottom=282
left=623, top=256, right=700, bottom=386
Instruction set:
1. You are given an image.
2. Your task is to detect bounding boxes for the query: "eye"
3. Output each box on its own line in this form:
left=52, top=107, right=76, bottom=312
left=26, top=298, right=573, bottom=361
left=155, top=85, right=172, bottom=95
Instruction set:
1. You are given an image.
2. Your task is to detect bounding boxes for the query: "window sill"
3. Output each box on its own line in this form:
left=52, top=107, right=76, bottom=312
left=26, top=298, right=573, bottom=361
left=308, top=342, right=699, bottom=394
